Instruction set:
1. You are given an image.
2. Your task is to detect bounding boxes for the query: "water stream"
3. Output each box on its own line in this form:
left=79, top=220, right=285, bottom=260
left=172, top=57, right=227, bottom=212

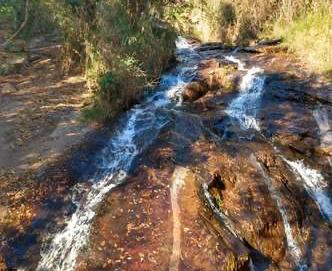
left=284, top=158, right=332, bottom=222
left=250, top=156, right=306, bottom=270
left=226, top=55, right=308, bottom=269
left=202, top=183, right=241, bottom=240
left=36, top=38, right=198, bottom=271
left=313, top=107, right=332, bottom=167
left=225, top=55, right=266, bottom=131
left=33, top=40, right=331, bottom=271
left=169, top=167, right=189, bottom=271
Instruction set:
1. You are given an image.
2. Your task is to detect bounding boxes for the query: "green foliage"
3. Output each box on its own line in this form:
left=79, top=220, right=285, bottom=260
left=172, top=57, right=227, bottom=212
left=0, top=0, right=56, bottom=40
left=98, top=72, right=120, bottom=95
left=50, top=0, right=177, bottom=121
left=81, top=103, right=106, bottom=122
left=169, top=0, right=332, bottom=74
left=273, top=8, right=332, bottom=74
left=0, top=0, right=22, bottom=28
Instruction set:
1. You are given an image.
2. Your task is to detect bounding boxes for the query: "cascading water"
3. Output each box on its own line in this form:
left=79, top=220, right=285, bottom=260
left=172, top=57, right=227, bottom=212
left=276, top=108, right=332, bottom=222
left=313, top=107, right=332, bottom=166
left=250, top=155, right=307, bottom=270
left=225, top=56, right=307, bottom=268
left=284, top=159, right=332, bottom=222
left=225, top=56, right=265, bottom=131
left=36, top=37, right=198, bottom=271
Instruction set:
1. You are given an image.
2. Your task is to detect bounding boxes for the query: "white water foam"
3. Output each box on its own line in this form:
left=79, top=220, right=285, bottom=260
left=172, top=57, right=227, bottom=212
left=250, top=155, right=306, bottom=269
left=284, top=159, right=332, bottom=222
left=225, top=55, right=246, bottom=71
left=36, top=37, right=198, bottom=271
left=225, top=56, right=265, bottom=131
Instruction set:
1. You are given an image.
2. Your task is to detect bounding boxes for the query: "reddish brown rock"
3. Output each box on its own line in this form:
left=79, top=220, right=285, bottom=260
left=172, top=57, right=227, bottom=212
left=183, top=59, right=241, bottom=103
left=183, top=82, right=207, bottom=102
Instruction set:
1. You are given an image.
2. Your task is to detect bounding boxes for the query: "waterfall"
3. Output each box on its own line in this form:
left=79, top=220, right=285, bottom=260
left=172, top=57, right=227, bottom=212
left=225, top=56, right=265, bottom=131
left=36, top=38, right=198, bottom=271
left=284, top=159, right=332, bottom=222
left=250, top=155, right=307, bottom=270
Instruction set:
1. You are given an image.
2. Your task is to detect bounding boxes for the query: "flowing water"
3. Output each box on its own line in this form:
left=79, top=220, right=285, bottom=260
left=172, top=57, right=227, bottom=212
left=226, top=55, right=309, bottom=269
left=313, top=107, right=332, bottom=148
left=284, top=159, right=332, bottom=222
left=169, top=167, right=189, bottom=271
left=8, top=38, right=329, bottom=271
left=36, top=38, right=198, bottom=271
left=225, top=56, right=265, bottom=131
left=277, top=107, right=332, bottom=222
left=250, top=156, right=306, bottom=270
left=313, top=107, right=332, bottom=167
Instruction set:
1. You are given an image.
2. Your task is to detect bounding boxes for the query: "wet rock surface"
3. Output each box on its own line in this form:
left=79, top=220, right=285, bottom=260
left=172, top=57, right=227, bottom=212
left=1, top=39, right=332, bottom=270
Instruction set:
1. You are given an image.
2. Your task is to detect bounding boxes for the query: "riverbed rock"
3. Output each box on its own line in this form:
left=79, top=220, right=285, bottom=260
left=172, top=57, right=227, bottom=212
left=187, top=59, right=240, bottom=100
left=183, top=82, right=206, bottom=102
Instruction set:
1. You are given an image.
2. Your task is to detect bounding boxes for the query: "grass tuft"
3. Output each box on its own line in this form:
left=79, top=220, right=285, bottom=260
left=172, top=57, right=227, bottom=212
left=273, top=9, right=332, bottom=74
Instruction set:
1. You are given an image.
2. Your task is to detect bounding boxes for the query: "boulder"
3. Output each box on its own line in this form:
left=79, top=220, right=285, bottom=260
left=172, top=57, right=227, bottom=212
left=183, top=82, right=207, bottom=102
left=189, top=59, right=240, bottom=97
left=197, top=42, right=234, bottom=52
left=257, top=38, right=282, bottom=46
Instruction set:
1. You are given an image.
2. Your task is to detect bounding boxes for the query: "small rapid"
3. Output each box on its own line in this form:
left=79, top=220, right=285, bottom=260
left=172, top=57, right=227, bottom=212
left=225, top=55, right=265, bottom=131
left=284, top=159, right=332, bottom=222
left=36, top=37, right=198, bottom=271
left=225, top=56, right=307, bottom=269
left=250, top=155, right=306, bottom=270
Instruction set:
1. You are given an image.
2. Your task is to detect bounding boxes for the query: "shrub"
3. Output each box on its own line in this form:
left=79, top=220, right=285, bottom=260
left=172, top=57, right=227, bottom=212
left=170, top=0, right=331, bottom=74
left=48, top=0, right=177, bottom=121
left=273, top=8, right=332, bottom=74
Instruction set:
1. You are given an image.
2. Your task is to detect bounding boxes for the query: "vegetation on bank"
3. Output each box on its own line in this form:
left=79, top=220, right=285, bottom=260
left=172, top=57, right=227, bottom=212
left=48, top=0, right=177, bottom=121
left=172, top=0, right=332, bottom=74
left=1, top=0, right=331, bottom=121
left=1, top=0, right=178, bottom=121
left=273, top=8, right=332, bottom=74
